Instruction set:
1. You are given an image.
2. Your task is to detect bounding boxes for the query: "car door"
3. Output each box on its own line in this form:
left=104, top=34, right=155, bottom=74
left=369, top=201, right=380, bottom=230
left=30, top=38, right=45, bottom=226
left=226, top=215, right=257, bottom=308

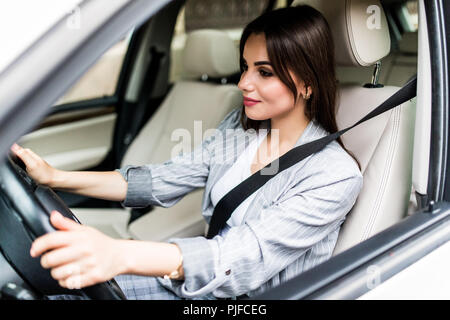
left=17, top=33, right=132, bottom=174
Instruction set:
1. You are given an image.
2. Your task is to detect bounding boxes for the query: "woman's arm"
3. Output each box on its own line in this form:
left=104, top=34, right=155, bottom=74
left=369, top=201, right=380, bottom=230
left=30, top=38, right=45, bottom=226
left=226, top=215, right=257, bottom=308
left=30, top=211, right=184, bottom=289
left=50, top=169, right=128, bottom=202
left=117, top=239, right=184, bottom=279
left=12, top=107, right=240, bottom=208
left=11, top=143, right=128, bottom=202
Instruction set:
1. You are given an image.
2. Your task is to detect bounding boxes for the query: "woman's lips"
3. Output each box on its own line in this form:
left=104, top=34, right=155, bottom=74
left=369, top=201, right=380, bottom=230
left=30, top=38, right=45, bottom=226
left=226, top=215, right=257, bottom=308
left=243, top=97, right=261, bottom=107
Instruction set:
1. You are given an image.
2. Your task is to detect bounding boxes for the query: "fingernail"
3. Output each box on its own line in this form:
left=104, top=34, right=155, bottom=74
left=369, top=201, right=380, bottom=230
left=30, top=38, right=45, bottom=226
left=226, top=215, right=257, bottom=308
left=41, top=257, right=47, bottom=268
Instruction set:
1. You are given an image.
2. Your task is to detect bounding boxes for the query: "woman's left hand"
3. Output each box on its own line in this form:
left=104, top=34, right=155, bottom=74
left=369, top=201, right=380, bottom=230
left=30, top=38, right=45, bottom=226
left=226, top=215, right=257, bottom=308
left=30, top=210, right=125, bottom=289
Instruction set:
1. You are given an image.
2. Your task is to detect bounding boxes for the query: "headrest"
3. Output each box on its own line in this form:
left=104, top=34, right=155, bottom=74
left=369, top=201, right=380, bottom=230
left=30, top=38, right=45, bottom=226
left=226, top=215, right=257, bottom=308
left=182, top=29, right=240, bottom=78
left=293, top=0, right=391, bottom=66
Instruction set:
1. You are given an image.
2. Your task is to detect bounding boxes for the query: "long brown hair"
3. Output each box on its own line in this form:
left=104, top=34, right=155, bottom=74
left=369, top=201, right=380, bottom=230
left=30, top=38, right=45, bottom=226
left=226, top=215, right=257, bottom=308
left=239, top=5, right=360, bottom=170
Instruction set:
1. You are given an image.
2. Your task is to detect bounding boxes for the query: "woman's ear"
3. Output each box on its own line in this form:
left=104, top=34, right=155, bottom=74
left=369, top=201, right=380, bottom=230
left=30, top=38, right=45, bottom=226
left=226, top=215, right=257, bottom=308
left=295, top=78, right=312, bottom=101
left=302, top=85, right=312, bottom=100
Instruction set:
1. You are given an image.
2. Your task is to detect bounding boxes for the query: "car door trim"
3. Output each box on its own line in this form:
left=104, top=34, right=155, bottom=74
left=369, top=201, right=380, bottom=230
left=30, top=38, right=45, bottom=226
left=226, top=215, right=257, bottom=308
left=252, top=201, right=450, bottom=300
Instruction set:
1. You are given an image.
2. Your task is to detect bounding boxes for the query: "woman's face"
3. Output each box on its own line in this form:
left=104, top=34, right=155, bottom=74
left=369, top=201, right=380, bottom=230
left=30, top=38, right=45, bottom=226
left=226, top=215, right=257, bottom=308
left=238, top=33, right=301, bottom=121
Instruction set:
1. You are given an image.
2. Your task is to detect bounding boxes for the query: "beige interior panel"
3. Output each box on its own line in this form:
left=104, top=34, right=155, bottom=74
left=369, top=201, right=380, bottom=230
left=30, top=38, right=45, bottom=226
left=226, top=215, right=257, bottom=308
left=129, top=189, right=206, bottom=242
left=412, top=0, right=431, bottom=195
left=72, top=208, right=132, bottom=239
left=18, top=113, right=116, bottom=171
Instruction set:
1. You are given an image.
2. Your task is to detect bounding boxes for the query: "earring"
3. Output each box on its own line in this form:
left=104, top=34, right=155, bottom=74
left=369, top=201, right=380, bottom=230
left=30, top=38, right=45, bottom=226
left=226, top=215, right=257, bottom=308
left=303, top=87, right=310, bottom=100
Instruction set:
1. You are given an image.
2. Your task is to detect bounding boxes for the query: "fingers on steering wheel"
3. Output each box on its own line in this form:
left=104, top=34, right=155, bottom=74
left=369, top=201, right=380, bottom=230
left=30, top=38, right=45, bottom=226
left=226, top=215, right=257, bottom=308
left=17, top=148, right=38, bottom=168
left=12, top=144, right=25, bottom=157
left=30, top=231, right=76, bottom=258
left=51, top=262, right=83, bottom=281
left=59, top=274, right=85, bottom=290
left=24, top=147, right=37, bottom=157
left=25, top=149, right=42, bottom=163
left=12, top=144, right=37, bottom=162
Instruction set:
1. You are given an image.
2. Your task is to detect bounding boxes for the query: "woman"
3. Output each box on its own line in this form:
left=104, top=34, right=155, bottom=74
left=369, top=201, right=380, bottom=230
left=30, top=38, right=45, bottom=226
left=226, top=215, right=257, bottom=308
left=11, top=5, right=362, bottom=300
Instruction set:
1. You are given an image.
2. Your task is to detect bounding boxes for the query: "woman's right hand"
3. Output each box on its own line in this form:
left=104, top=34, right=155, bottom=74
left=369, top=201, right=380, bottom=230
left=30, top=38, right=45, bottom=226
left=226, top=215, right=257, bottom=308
left=10, top=143, right=57, bottom=186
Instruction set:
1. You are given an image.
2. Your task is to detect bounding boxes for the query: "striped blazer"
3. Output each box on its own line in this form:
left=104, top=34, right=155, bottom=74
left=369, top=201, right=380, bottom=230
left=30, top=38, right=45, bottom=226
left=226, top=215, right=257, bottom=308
left=116, top=107, right=363, bottom=298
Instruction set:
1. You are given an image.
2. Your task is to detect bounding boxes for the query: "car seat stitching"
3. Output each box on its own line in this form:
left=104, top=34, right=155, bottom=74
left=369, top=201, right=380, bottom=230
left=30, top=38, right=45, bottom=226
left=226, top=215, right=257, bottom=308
left=362, top=102, right=401, bottom=240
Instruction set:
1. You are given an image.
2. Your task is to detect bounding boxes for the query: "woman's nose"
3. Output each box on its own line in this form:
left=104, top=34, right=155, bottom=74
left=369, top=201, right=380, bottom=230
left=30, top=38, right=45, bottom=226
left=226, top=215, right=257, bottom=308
left=238, top=72, right=254, bottom=92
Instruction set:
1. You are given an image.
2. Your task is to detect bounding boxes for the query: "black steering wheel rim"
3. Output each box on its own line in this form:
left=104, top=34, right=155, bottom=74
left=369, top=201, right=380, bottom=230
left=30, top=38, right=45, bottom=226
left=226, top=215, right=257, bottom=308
left=0, top=153, right=126, bottom=300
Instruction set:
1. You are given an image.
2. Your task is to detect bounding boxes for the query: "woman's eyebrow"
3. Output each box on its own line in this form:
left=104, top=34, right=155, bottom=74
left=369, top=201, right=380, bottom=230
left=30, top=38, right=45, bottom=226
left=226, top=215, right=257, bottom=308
left=242, top=58, right=272, bottom=67
left=254, top=61, right=272, bottom=66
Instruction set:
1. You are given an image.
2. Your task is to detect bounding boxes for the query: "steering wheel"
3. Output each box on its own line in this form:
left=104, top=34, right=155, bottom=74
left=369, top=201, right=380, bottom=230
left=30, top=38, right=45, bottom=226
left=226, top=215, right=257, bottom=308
left=0, top=153, right=126, bottom=300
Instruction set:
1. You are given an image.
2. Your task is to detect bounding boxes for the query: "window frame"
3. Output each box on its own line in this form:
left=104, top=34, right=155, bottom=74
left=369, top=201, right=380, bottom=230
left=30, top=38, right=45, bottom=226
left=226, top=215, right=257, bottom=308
left=48, top=29, right=138, bottom=117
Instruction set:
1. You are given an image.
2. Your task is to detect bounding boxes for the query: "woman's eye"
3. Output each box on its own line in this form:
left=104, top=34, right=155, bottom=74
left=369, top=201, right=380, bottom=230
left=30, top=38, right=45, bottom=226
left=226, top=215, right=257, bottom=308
left=259, top=69, right=273, bottom=77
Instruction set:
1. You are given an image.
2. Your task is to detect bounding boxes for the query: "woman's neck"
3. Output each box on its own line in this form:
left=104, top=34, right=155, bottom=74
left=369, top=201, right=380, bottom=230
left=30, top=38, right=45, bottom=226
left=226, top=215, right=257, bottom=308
left=269, top=107, right=310, bottom=148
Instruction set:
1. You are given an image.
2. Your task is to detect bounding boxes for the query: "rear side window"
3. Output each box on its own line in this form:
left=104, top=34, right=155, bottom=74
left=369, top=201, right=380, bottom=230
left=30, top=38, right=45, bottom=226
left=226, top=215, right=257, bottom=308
left=169, top=0, right=287, bottom=83
left=184, top=0, right=271, bottom=31
left=396, top=0, right=418, bottom=32
left=54, top=30, right=133, bottom=106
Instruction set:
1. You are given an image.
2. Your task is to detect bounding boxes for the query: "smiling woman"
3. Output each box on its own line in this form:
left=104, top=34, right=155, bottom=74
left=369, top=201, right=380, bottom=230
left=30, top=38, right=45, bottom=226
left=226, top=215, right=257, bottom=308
left=237, top=6, right=360, bottom=170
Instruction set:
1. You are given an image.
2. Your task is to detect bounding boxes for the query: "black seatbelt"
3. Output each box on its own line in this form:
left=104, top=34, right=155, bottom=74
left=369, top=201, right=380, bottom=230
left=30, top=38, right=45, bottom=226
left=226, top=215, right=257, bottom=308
left=206, top=75, right=417, bottom=239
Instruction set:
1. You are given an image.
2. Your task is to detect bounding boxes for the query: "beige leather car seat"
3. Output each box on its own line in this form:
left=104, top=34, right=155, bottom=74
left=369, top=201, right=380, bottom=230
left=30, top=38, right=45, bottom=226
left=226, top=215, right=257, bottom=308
left=294, top=0, right=416, bottom=254
left=72, top=29, right=242, bottom=240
